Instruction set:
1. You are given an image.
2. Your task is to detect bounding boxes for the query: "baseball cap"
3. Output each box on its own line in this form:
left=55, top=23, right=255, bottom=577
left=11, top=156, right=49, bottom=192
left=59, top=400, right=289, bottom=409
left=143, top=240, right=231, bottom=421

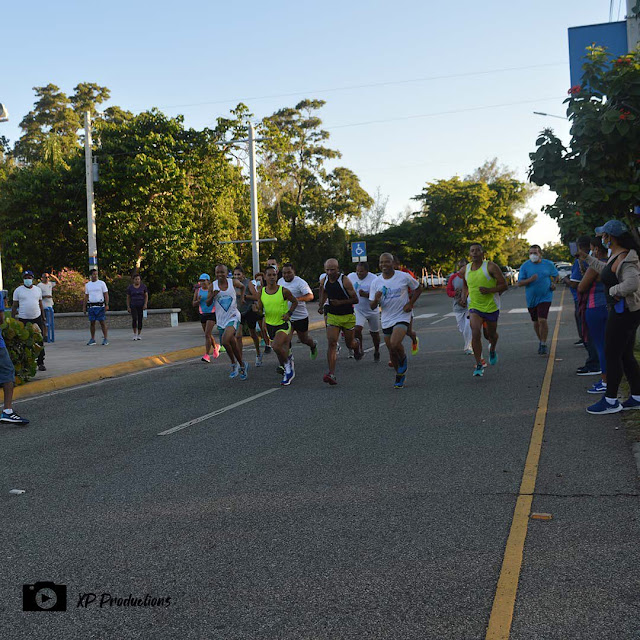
left=22, top=270, right=34, bottom=277
left=198, top=273, right=210, bottom=281
left=594, top=220, right=629, bottom=237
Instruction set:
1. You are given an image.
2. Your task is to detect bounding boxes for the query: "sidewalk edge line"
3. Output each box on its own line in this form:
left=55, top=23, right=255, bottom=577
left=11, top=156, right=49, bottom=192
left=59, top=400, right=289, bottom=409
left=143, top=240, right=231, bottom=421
left=485, top=290, right=565, bottom=640
left=3, top=321, right=326, bottom=401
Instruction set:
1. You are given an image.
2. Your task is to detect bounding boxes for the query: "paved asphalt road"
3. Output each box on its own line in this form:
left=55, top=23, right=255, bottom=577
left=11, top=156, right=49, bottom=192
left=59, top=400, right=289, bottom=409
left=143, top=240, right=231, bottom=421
left=2, top=287, right=639, bottom=639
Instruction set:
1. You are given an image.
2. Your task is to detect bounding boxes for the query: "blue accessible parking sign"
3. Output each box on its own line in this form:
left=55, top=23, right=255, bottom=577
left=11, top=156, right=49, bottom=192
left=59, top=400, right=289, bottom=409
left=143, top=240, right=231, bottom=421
left=351, top=241, right=367, bottom=262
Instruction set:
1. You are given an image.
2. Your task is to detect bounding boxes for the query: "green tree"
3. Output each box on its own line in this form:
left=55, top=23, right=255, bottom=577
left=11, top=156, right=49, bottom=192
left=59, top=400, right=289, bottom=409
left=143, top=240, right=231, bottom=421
left=529, top=45, right=640, bottom=240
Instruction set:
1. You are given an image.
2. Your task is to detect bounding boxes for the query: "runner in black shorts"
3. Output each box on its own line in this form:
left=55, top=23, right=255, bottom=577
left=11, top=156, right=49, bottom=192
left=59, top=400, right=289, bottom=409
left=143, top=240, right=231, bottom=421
left=233, top=266, right=263, bottom=367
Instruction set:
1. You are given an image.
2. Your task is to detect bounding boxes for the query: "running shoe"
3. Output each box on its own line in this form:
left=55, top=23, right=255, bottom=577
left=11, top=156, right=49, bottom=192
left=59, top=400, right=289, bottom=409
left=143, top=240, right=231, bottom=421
left=288, top=354, right=295, bottom=371
left=473, top=364, right=484, bottom=377
left=537, top=343, right=543, bottom=355
left=310, top=341, right=318, bottom=360
left=0, top=410, right=29, bottom=425
left=539, top=344, right=548, bottom=356
left=622, top=396, right=640, bottom=410
left=212, top=344, right=220, bottom=359
left=281, top=366, right=295, bottom=386
left=264, top=345, right=272, bottom=354
left=201, top=354, right=211, bottom=363
left=587, top=380, right=607, bottom=394
left=102, top=338, right=109, bottom=346
left=229, top=364, right=240, bottom=379
left=397, top=356, right=408, bottom=375
left=87, top=338, right=96, bottom=346
left=255, top=354, right=263, bottom=367
left=336, top=343, right=342, bottom=356
left=132, top=335, right=138, bottom=341
left=464, top=349, right=473, bottom=355
left=489, top=350, right=498, bottom=366
left=323, top=372, right=338, bottom=385
left=411, top=337, right=419, bottom=355
left=38, top=364, right=47, bottom=371
left=239, top=362, right=249, bottom=381
left=354, top=339, right=364, bottom=361
left=576, top=366, right=601, bottom=376
left=373, top=351, right=380, bottom=363
left=219, top=346, right=226, bottom=354
left=481, top=358, right=487, bottom=368
left=574, top=339, right=584, bottom=347
left=348, top=349, right=354, bottom=359
left=586, top=396, right=622, bottom=415
left=394, top=374, right=406, bottom=389
left=277, top=364, right=285, bottom=375
left=136, top=335, right=142, bottom=341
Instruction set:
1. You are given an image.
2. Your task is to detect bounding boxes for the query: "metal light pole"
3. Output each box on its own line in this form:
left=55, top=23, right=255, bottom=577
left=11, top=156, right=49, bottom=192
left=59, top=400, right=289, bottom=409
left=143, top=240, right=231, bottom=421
left=84, top=111, right=98, bottom=272
left=0, top=103, right=9, bottom=292
left=248, top=123, right=260, bottom=277
left=628, top=0, right=640, bottom=50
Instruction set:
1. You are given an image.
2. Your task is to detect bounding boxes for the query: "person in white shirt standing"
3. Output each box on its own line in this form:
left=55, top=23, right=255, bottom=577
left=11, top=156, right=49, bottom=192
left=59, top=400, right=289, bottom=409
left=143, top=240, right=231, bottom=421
left=37, top=271, right=60, bottom=343
left=278, top=263, right=318, bottom=361
left=83, top=269, right=110, bottom=346
left=12, top=270, right=47, bottom=371
left=369, top=252, right=422, bottom=389
left=348, top=262, right=382, bottom=362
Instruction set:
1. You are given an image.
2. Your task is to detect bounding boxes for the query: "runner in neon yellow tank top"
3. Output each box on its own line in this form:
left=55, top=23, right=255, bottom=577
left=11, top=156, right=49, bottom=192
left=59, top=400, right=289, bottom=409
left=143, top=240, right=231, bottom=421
left=256, top=265, right=298, bottom=386
left=460, top=243, right=508, bottom=377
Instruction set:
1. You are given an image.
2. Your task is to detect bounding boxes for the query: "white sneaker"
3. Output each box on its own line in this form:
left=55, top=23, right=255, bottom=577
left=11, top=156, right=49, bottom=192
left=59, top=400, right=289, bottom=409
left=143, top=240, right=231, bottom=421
left=137, top=335, right=141, bottom=340
left=132, top=335, right=138, bottom=341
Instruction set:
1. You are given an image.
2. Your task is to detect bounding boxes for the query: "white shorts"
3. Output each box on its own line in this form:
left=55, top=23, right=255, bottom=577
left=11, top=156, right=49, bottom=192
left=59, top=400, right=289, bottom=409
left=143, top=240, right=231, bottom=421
left=355, top=309, right=381, bottom=332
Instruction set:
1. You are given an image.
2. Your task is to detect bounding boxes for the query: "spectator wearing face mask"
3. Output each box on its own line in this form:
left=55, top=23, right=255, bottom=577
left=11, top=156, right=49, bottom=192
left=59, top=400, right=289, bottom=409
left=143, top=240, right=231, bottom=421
left=11, top=270, right=47, bottom=371
left=517, top=245, right=559, bottom=356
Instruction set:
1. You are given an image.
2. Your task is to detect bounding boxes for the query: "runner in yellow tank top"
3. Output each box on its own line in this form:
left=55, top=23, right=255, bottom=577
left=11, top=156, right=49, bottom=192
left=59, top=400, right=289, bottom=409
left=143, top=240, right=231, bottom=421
left=460, top=243, right=508, bottom=377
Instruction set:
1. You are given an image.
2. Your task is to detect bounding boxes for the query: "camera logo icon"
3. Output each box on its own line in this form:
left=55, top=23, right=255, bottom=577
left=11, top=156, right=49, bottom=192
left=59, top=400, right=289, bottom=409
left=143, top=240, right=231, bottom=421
left=22, top=582, right=67, bottom=612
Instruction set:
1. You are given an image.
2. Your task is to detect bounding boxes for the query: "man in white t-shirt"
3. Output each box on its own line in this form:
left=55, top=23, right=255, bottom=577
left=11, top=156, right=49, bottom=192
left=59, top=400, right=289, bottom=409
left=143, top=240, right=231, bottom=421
left=348, top=262, right=381, bottom=362
left=278, top=263, right=318, bottom=360
left=12, top=270, right=47, bottom=371
left=369, top=252, right=422, bottom=388
left=83, top=269, right=110, bottom=346
left=37, top=271, right=60, bottom=343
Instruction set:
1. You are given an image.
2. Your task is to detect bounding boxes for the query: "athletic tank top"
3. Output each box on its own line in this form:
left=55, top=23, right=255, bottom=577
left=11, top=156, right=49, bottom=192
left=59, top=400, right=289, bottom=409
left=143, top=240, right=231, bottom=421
left=198, top=287, right=214, bottom=314
left=261, top=286, right=289, bottom=326
left=601, top=252, right=628, bottom=306
left=465, top=261, right=498, bottom=313
left=325, top=275, right=353, bottom=315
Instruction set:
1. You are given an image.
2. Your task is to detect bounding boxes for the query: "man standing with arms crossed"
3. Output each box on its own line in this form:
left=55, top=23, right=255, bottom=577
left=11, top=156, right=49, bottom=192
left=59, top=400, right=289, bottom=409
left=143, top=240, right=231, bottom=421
left=369, top=253, right=422, bottom=388
left=348, top=262, right=382, bottom=362
left=83, top=269, right=109, bottom=346
left=517, top=244, right=559, bottom=356
left=460, top=243, right=507, bottom=377
left=318, top=258, right=362, bottom=385
left=38, top=271, right=60, bottom=343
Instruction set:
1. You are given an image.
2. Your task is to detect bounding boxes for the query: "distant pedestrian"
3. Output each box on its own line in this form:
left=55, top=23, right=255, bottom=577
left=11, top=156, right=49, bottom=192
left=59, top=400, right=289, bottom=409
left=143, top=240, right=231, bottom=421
left=192, top=274, right=220, bottom=362
left=126, top=273, right=149, bottom=340
left=0, top=292, right=29, bottom=425
left=517, top=245, right=559, bottom=356
left=83, top=269, right=109, bottom=346
left=37, top=271, right=60, bottom=343
left=12, top=270, right=47, bottom=371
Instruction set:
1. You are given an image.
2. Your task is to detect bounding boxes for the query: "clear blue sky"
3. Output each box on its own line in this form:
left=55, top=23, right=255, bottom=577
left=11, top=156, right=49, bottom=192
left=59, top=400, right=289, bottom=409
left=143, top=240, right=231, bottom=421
left=2, top=0, right=619, bottom=245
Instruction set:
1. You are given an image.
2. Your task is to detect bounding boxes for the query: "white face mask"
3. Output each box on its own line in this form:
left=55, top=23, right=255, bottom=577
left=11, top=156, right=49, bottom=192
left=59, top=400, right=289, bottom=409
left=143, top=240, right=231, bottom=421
left=529, top=254, right=541, bottom=263
left=23, top=279, right=33, bottom=287
left=607, top=248, right=612, bottom=258
left=588, top=250, right=594, bottom=256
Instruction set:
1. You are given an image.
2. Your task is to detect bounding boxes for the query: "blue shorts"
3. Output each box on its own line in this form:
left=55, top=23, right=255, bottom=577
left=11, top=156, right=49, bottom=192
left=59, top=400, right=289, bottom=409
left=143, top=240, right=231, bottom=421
left=88, top=306, right=106, bottom=322
left=469, top=308, right=500, bottom=323
left=217, top=320, right=240, bottom=337
left=0, top=347, right=15, bottom=384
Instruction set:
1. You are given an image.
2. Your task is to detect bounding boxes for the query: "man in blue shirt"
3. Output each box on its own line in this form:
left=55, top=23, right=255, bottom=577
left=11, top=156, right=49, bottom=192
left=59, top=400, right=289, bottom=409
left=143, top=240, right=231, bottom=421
left=0, top=291, right=29, bottom=425
left=518, top=244, right=559, bottom=356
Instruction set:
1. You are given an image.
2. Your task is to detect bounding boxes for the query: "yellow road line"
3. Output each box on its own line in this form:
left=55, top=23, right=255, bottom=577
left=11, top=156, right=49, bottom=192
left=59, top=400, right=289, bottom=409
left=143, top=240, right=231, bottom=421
left=485, top=289, right=565, bottom=640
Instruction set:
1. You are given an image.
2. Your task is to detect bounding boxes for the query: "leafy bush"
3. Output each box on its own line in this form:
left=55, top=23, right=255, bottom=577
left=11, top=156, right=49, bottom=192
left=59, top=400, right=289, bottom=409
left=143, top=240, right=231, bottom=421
left=52, top=268, right=86, bottom=312
left=1, top=317, right=43, bottom=385
left=149, top=286, right=199, bottom=322
left=104, top=274, right=132, bottom=311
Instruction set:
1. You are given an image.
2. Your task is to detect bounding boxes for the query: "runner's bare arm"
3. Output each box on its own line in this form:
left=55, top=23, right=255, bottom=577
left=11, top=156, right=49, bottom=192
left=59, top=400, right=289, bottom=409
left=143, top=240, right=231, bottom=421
left=369, top=289, right=382, bottom=310
left=317, top=282, right=326, bottom=313
left=577, top=267, right=598, bottom=294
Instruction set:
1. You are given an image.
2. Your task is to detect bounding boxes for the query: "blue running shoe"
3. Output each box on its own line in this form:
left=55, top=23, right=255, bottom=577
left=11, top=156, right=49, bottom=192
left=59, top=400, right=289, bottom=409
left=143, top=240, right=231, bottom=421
left=281, top=366, right=295, bottom=386
left=102, top=338, right=109, bottom=346
left=394, top=374, right=406, bottom=388
left=87, top=338, right=96, bottom=346
left=397, top=356, right=408, bottom=375
left=473, top=364, right=484, bottom=377
left=489, top=350, right=498, bottom=365
left=229, top=364, right=240, bottom=379
left=239, top=362, right=249, bottom=381
left=622, top=396, right=640, bottom=410
left=586, top=396, right=621, bottom=415
left=0, top=410, right=29, bottom=425
left=587, top=380, right=607, bottom=394
left=539, top=344, right=547, bottom=356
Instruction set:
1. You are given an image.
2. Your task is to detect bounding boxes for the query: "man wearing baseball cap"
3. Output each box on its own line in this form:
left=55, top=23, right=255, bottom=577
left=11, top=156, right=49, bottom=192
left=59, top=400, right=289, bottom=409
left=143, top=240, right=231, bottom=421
left=11, top=270, right=47, bottom=371
left=579, top=219, right=640, bottom=414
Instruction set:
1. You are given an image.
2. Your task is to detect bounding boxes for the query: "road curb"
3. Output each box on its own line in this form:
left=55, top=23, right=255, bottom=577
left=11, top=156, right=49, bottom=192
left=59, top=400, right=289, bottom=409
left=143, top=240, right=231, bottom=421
left=4, top=320, right=326, bottom=401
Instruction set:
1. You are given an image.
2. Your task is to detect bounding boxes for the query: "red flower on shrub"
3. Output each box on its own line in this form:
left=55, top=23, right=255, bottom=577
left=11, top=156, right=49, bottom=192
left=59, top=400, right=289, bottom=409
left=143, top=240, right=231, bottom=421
left=568, top=85, right=582, bottom=95
left=620, top=109, right=632, bottom=120
left=575, top=211, right=581, bottom=216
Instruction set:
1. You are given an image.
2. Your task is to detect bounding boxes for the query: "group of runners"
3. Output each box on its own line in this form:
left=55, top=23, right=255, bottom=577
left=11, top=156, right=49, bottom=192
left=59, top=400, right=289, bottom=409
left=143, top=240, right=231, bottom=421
left=192, top=253, right=423, bottom=388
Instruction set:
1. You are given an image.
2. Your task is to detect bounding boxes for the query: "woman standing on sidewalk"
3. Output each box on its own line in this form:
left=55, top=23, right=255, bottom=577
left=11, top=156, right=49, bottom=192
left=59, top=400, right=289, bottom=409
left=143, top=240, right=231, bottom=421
left=577, top=237, right=609, bottom=395
left=192, top=274, right=220, bottom=363
left=126, top=274, right=149, bottom=340
left=579, top=220, right=640, bottom=414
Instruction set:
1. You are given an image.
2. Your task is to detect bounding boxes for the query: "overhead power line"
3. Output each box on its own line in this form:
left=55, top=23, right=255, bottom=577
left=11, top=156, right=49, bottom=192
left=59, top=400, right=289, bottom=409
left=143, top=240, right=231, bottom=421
left=158, top=62, right=566, bottom=110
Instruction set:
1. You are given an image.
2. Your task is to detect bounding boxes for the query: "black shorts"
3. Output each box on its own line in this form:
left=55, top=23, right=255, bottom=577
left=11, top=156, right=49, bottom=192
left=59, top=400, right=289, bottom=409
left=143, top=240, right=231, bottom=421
left=291, top=317, right=309, bottom=333
left=266, top=322, right=291, bottom=340
left=241, top=309, right=259, bottom=328
left=200, top=312, right=216, bottom=325
left=382, top=321, right=410, bottom=336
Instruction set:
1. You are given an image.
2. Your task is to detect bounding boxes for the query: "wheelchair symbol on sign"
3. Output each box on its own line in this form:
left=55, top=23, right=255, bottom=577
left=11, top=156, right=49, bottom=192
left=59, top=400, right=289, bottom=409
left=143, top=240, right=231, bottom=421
left=355, top=245, right=364, bottom=256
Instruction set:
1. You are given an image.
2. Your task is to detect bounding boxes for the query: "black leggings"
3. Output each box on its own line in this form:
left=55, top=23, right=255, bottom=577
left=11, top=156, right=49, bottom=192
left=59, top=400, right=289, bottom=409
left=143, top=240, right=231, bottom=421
left=605, top=307, right=640, bottom=399
left=131, top=306, right=144, bottom=332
